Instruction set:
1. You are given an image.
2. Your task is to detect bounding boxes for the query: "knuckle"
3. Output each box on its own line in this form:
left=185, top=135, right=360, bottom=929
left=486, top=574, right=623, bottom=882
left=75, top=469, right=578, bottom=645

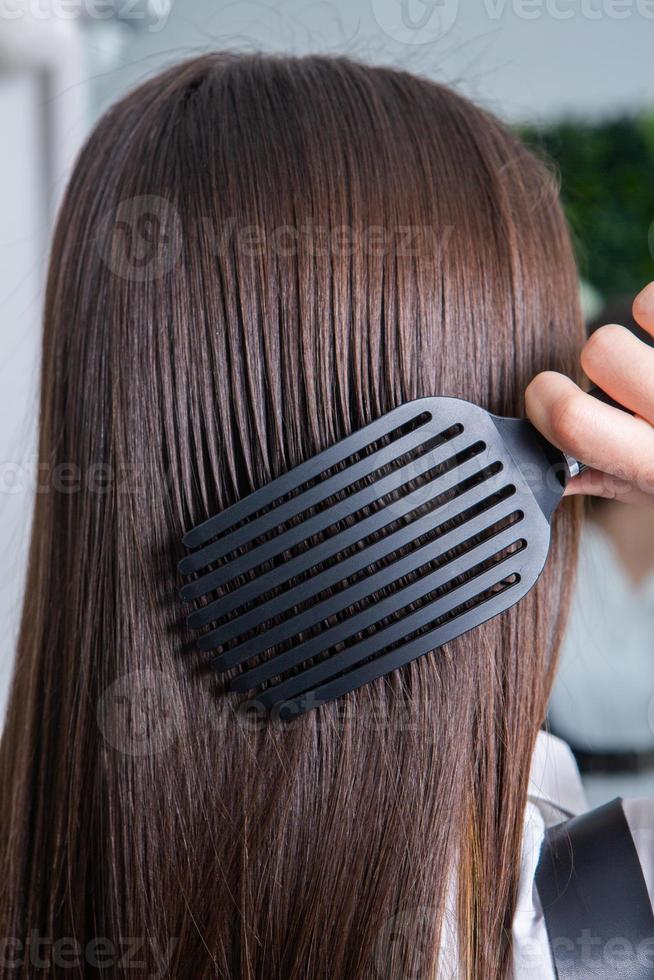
left=636, top=464, right=654, bottom=494
left=581, top=323, right=626, bottom=372
left=551, top=392, right=587, bottom=453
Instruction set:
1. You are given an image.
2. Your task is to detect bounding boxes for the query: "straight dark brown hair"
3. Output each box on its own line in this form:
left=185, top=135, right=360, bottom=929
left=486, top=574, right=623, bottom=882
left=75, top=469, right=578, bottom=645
left=0, top=53, right=582, bottom=979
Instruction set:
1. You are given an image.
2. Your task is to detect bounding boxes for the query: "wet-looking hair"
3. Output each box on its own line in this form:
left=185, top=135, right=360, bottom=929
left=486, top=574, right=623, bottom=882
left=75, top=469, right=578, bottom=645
left=0, top=53, right=582, bottom=980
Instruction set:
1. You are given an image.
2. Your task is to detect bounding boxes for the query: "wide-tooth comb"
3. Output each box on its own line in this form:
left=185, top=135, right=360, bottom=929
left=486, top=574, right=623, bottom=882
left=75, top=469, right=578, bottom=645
left=177, top=395, right=580, bottom=719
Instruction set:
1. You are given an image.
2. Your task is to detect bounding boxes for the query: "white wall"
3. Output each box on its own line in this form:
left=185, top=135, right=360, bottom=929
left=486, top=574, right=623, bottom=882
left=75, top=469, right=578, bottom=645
left=0, top=71, right=45, bottom=720
left=91, top=0, right=654, bottom=122
left=0, top=22, right=88, bottom=726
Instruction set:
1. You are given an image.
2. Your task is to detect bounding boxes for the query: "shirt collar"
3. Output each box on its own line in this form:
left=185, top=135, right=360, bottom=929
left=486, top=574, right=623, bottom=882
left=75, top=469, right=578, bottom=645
left=527, top=730, right=587, bottom=825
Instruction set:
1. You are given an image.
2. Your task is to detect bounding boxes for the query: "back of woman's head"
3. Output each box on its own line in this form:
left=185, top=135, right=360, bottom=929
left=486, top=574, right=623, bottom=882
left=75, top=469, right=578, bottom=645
left=0, top=53, right=582, bottom=979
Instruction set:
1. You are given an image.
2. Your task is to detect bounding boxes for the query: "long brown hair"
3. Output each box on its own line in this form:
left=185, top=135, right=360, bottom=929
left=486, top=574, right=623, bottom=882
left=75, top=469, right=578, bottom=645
left=0, top=54, right=582, bottom=979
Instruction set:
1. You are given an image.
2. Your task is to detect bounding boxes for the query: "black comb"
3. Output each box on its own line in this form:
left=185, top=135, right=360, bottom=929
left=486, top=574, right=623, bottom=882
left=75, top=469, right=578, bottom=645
left=178, top=391, right=613, bottom=719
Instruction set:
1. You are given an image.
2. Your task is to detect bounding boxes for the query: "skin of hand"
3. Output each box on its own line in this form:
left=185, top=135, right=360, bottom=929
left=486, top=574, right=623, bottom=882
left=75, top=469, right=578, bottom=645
left=525, top=281, right=654, bottom=508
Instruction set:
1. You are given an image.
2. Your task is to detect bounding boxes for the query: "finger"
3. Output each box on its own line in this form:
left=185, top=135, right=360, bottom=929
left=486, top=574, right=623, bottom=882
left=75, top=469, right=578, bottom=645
left=525, top=371, right=654, bottom=493
left=580, top=323, right=654, bottom=425
left=564, top=468, right=654, bottom=507
left=632, top=281, right=654, bottom=340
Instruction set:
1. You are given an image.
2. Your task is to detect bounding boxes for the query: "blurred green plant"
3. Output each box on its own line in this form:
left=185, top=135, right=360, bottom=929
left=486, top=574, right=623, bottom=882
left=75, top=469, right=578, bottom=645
left=519, top=115, right=654, bottom=300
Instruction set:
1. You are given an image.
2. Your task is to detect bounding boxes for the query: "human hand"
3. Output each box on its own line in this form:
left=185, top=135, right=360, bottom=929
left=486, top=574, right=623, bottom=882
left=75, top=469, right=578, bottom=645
left=526, top=282, right=654, bottom=507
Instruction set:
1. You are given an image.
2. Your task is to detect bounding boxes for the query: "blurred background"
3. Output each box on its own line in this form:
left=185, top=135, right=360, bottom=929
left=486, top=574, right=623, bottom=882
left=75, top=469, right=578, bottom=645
left=1, top=0, right=653, bottom=801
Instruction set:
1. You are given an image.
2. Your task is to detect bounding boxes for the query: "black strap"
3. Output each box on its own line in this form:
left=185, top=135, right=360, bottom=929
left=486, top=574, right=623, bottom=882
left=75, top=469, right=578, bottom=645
left=535, top=798, right=654, bottom=979
left=546, top=721, right=654, bottom=776
left=572, top=745, right=654, bottom=776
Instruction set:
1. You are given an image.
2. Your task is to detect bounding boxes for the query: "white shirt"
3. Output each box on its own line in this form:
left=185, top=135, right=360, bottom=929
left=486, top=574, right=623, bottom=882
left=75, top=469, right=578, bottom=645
left=511, top=730, right=654, bottom=979
left=437, top=730, right=654, bottom=977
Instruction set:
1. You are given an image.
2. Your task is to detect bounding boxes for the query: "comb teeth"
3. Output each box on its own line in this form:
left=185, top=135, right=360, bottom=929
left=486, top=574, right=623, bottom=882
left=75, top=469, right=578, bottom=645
left=179, top=404, right=441, bottom=566
left=189, top=444, right=491, bottom=637
left=228, top=507, right=525, bottom=690
left=178, top=397, right=553, bottom=717
left=179, top=412, right=462, bottom=596
left=207, top=474, right=514, bottom=667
